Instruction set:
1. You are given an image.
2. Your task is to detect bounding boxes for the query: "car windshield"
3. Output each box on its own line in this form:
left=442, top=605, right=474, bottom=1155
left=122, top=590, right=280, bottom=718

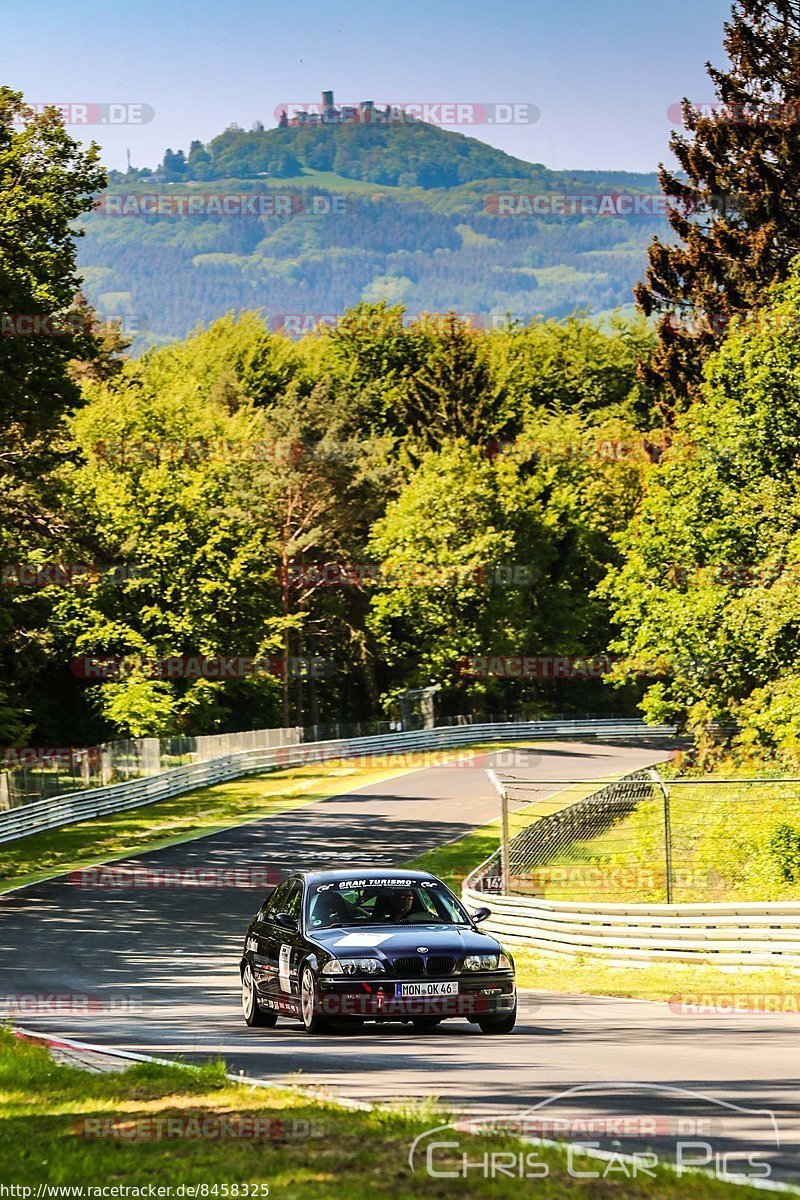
left=307, top=877, right=470, bottom=929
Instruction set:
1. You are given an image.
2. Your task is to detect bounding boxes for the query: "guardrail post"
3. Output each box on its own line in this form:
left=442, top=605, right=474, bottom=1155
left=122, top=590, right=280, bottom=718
left=650, top=768, right=673, bottom=903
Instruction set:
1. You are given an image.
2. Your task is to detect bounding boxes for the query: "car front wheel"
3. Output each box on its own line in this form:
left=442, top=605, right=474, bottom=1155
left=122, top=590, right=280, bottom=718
left=242, top=962, right=277, bottom=1028
left=412, top=1016, right=442, bottom=1031
left=300, top=965, right=330, bottom=1034
left=477, top=1004, right=517, bottom=1034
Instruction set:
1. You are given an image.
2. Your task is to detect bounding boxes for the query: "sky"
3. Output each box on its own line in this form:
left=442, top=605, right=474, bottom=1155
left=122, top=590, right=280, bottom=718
left=7, top=0, right=734, bottom=175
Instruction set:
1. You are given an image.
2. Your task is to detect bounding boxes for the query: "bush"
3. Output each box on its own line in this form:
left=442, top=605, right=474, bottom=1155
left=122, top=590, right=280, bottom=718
left=767, top=823, right=800, bottom=883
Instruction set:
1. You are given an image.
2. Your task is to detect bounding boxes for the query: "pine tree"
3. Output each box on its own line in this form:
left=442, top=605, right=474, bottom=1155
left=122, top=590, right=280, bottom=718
left=636, top=0, right=800, bottom=404
left=400, top=314, right=499, bottom=449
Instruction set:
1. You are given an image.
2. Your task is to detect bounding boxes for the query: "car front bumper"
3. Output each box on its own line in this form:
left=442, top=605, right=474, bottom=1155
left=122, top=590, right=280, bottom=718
left=316, top=974, right=516, bottom=1019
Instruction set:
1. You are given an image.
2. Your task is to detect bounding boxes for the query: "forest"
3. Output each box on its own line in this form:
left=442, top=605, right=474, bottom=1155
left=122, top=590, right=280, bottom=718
left=6, top=0, right=800, bottom=765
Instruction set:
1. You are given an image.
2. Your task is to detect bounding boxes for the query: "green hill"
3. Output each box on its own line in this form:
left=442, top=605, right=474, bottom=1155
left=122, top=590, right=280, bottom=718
left=84, top=120, right=667, bottom=348
left=155, top=120, right=543, bottom=189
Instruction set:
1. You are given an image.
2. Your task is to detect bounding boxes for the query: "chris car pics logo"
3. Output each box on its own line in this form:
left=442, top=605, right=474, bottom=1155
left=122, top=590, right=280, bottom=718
left=408, top=1082, right=780, bottom=1184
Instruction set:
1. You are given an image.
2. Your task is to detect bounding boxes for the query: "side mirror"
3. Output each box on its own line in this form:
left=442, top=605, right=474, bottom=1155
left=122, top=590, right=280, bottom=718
left=472, top=906, right=491, bottom=923
left=275, top=911, right=297, bottom=931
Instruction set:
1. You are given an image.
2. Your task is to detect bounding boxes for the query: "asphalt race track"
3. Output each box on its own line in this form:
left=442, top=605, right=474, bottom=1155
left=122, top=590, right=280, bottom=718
left=1, top=740, right=798, bottom=1184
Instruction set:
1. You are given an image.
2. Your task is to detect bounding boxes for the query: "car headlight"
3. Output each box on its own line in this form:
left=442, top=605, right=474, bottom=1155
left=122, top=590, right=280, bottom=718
left=462, top=953, right=512, bottom=971
left=321, top=957, right=384, bottom=976
left=463, top=954, right=500, bottom=971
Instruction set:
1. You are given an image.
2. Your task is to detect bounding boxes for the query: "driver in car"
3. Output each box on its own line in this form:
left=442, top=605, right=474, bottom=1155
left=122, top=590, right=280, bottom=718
left=383, top=888, right=416, bottom=922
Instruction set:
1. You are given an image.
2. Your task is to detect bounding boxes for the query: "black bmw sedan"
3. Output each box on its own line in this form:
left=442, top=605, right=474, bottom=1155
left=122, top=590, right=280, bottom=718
left=240, top=867, right=516, bottom=1034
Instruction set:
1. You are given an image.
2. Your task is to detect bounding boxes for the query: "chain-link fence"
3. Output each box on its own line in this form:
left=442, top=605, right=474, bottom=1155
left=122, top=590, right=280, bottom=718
left=0, top=710, right=600, bottom=812
left=1, top=708, right=681, bottom=813
left=0, top=728, right=301, bottom=811
left=478, top=771, right=800, bottom=904
left=298, top=712, right=557, bottom=741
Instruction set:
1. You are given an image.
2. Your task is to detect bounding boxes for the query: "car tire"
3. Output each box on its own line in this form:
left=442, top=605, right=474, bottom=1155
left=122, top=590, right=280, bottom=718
left=477, top=1005, right=517, bottom=1034
left=300, top=965, right=330, bottom=1034
left=412, top=1017, right=442, bottom=1031
left=241, top=962, right=278, bottom=1028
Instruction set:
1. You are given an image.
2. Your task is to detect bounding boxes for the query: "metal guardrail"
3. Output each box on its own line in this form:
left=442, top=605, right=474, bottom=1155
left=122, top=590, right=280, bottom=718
left=461, top=885, right=800, bottom=965
left=0, top=727, right=302, bottom=809
left=462, top=767, right=800, bottom=965
left=0, top=718, right=676, bottom=845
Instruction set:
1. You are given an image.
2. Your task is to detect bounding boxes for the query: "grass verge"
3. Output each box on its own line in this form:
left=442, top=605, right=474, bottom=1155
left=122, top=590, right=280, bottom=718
left=0, top=763, right=361, bottom=894
left=511, top=950, right=800, bottom=1008
left=0, top=1029, right=772, bottom=1196
left=0, top=759, right=410, bottom=894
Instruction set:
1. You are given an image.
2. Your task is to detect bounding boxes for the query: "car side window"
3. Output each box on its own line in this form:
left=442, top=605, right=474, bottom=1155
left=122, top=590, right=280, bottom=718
left=261, top=880, right=289, bottom=921
left=282, top=881, right=303, bottom=922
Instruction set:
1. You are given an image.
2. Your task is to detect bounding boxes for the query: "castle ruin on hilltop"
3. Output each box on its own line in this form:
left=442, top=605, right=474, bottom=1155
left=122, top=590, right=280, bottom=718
left=278, top=91, right=397, bottom=127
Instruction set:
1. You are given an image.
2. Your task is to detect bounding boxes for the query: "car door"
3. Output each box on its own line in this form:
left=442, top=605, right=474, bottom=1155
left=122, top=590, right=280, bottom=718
left=272, top=878, right=304, bottom=1010
left=250, top=878, right=291, bottom=1008
left=259, top=877, right=303, bottom=1012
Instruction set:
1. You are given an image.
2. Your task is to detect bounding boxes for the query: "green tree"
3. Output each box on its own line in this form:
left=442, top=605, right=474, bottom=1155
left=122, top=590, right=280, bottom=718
left=161, top=148, right=186, bottom=180
left=636, top=0, right=800, bottom=401
left=228, top=374, right=397, bottom=727
left=0, top=90, right=108, bottom=745
left=325, top=302, right=435, bottom=433
left=58, top=315, right=396, bottom=736
left=604, top=263, right=800, bottom=753
left=366, top=442, right=539, bottom=694
left=396, top=314, right=504, bottom=451
left=59, top=329, right=287, bottom=737
left=492, top=314, right=657, bottom=429
left=367, top=416, right=658, bottom=715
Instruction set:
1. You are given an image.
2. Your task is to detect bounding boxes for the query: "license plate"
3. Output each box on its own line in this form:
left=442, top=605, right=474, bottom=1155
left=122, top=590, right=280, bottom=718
left=395, top=981, right=459, bottom=998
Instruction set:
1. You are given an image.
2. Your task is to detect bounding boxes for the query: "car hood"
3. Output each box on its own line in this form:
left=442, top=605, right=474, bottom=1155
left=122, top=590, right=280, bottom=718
left=308, top=924, right=502, bottom=957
